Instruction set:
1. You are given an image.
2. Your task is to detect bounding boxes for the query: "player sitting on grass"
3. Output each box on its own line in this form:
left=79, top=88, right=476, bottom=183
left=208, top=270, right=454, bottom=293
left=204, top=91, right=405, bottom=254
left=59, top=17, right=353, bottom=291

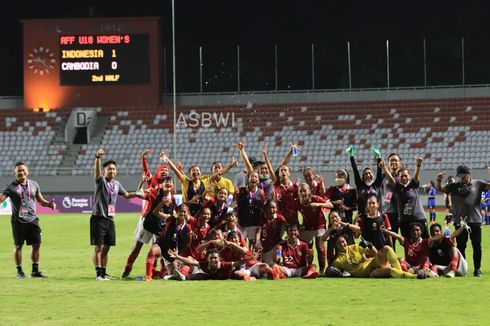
left=272, top=224, right=320, bottom=279
left=332, top=235, right=422, bottom=279
left=166, top=248, right=259, bottom=281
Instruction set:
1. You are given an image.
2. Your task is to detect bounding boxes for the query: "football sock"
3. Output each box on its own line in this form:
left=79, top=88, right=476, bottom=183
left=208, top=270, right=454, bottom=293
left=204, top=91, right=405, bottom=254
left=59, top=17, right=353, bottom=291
left=96, top=266, right=102, bottom=277
left=17, top=265, right=23, bottom=273
left=32, top=263, right=39, bottom=273
left=146, top=252, right=155, bottom=279
left=450, top=255, right=459, bottom=272
left=101, top=266, right=106, bottom=276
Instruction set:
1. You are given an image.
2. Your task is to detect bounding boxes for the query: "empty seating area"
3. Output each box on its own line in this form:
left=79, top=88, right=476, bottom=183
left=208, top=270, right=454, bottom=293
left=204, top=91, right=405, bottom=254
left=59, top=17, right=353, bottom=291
left=0, top=108, right=70, bottom=176
left=72, top=97, right=490, bottom=175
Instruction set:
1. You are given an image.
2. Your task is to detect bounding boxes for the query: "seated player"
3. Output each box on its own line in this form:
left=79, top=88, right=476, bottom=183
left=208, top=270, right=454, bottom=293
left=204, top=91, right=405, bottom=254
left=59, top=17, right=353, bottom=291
left=332, top=235, right=421, bottom=279
left=382, top=222, right=434, bottom=277
left=272, top=224, right=319, bottom=279
left=167, top=248, right=258, bottom=281
left=428, top=222, right=468, bottom=278
left=255, top=200, right=286, bottom=265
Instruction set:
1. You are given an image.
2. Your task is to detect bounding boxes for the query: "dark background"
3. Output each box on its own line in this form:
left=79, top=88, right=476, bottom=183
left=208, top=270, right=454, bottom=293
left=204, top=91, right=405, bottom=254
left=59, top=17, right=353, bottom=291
left=2, top=0, right=490, bottom=95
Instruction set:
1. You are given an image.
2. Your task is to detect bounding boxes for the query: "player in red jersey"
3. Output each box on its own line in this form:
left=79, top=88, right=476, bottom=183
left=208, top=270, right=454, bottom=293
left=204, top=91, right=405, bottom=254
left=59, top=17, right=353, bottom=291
left=256, top=200, right=286, bottom=265
left=167, top=248, right=259, bottom=281
left=187, top=207, right=212, bottom=262
left=122, top=149, right=170, bottom=279
left=428, top=222, right=467, bottom=277
left=273, top=224, right=319, bottom=279
left=382, top=222, right=434, bottom=277
left=303, top=167, right=326, bottom=198
left=144, top=204, right=193, bottom=281
left=294, top=183, right=333, bottom=274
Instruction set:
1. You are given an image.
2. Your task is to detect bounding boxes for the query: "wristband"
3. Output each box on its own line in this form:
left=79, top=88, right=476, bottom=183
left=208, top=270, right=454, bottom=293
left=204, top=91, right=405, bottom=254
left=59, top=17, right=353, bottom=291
left=95, top=155, right=101, bottom=159
left=416, top=164, right=421, bottom=168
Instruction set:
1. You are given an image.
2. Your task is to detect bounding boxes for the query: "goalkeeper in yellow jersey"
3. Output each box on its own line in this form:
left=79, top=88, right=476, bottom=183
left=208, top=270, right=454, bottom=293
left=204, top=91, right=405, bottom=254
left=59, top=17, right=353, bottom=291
left=332, top=235, right=424, bottom=279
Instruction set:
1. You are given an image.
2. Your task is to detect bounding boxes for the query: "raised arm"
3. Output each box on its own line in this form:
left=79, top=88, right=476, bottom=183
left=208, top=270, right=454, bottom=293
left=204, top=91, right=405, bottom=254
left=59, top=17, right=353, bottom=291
left=435, top=171, right=448, bottom=193
left=216, top=157, right=238, bottom=177
left=262, top=146, right=277, bottom=184
left=94, top=148, right=104, bottom=180
left=279, top=143, right=300, bottom=167
left=413, top=157, right=423, bottom=183
left=235, top=142, right=254, bottom=173
left=160, top=151, right=186, bottom=181
left=140, top=149, right=153, bottom=180
left=379, top=159, right=395, bottom=186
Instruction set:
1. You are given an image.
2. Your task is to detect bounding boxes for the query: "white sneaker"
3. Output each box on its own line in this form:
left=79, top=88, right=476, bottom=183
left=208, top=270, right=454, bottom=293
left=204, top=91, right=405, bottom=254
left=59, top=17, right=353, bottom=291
left=427, top=270, right=439, bottom=278
left=342, top=271, right=351, bottom=277
left=96, top=276, right=110, bottom=281
left=162, top=275, right=174, bottom=280
left=173, top=269, right=186, bottom=281
left=445, top=270, right=456, bottom=278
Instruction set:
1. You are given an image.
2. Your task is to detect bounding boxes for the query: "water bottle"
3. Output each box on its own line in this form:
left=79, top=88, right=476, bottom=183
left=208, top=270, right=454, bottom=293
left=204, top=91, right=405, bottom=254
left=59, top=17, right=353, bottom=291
left=444, top=226, right=451, bottom=238
left=292, top=147, right=299, bottom=157
left=276, top=247, right=282, bottom=264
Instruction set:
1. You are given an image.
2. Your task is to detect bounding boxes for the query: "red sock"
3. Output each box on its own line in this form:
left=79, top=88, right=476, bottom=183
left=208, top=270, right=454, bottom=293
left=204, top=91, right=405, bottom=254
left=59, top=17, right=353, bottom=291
left=399, top=260, right=409, bottom=272
left=431, top=265, right=438, bottom=274
left=146, top=252, right=155, bottom=279
left=181, top=265, right=190, bottom=276
left=450, top=255, right=459, bottom=272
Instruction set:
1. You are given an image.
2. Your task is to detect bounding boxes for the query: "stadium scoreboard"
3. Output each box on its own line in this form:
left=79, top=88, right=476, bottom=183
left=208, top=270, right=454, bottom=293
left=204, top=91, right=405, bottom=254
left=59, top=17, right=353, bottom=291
left=59, top=34, right=150, bottom=85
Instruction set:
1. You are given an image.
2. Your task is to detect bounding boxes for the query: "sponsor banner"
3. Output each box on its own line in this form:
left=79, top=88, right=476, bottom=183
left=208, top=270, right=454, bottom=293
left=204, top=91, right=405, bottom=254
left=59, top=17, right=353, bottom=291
left=34, top=194, right=184, bottom=214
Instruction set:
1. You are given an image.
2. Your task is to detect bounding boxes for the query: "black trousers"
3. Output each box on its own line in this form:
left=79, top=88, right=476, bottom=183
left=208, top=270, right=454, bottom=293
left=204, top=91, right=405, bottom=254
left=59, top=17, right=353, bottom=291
left=455, top=223, right=482, bottom=270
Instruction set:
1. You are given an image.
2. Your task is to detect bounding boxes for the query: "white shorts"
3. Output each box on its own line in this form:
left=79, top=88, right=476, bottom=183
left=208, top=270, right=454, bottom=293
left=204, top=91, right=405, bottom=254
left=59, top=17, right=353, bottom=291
left=134, top=217, right=155, bottom=244
left=435, top=249, right=468, bottom=277
left=242, top=226, right=261, bottom=242
left=299, top=229, right=326, bottom=243
left=261, top=248, right=277, bottom=265
left=243, top=262, right=268, bottom=277
left=282, top=266, right=304, bottom=278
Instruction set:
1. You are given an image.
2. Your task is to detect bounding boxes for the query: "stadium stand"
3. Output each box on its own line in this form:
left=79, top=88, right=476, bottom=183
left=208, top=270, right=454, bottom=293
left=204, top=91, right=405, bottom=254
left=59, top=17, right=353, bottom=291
left=1, top=97, right=488, bottom=176
left=0, top=108, right=71, bottom=176
left=69, top=97, right=490, bottom=175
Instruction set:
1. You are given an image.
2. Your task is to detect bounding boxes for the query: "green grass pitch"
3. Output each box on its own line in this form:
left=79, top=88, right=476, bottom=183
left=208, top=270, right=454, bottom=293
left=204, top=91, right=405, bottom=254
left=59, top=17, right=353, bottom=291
left=0, top=212, right=487, bottom=325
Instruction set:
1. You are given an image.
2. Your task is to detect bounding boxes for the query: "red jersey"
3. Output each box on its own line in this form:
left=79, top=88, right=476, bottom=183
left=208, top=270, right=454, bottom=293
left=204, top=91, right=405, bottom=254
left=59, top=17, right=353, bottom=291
left=141, top=156, right=169, bottom=214
left=260, top=214, right=286, bottom=252
left=402, top=237, right=430, bottom=268
left=309, top=182, right=326, bottom=198
left=274, top=181, right=299, bottom=224
left=198, top=261, right=234, bottom=280
left=280, top=239, right=309, bottom=269
left=295, top=195, right=328, bottom=230
left=187, top=220, right=211, bottom=261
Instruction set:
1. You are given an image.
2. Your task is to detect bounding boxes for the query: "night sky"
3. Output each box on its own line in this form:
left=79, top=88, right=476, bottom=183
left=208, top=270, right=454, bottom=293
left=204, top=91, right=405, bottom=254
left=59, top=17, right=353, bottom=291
left=2, top=0, right=490, bottom=96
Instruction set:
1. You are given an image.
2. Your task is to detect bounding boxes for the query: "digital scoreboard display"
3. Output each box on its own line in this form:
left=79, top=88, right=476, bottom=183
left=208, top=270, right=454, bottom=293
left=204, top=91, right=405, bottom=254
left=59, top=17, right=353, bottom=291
left=59, top=34, right=150, bottom=85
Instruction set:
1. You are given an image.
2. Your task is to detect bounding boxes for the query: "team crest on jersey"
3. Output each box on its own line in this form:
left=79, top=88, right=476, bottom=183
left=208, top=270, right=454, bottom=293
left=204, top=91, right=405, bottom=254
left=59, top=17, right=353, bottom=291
left=298, top=251, right=303, bottom=256
left=471, top=186, right=476, bottom=192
